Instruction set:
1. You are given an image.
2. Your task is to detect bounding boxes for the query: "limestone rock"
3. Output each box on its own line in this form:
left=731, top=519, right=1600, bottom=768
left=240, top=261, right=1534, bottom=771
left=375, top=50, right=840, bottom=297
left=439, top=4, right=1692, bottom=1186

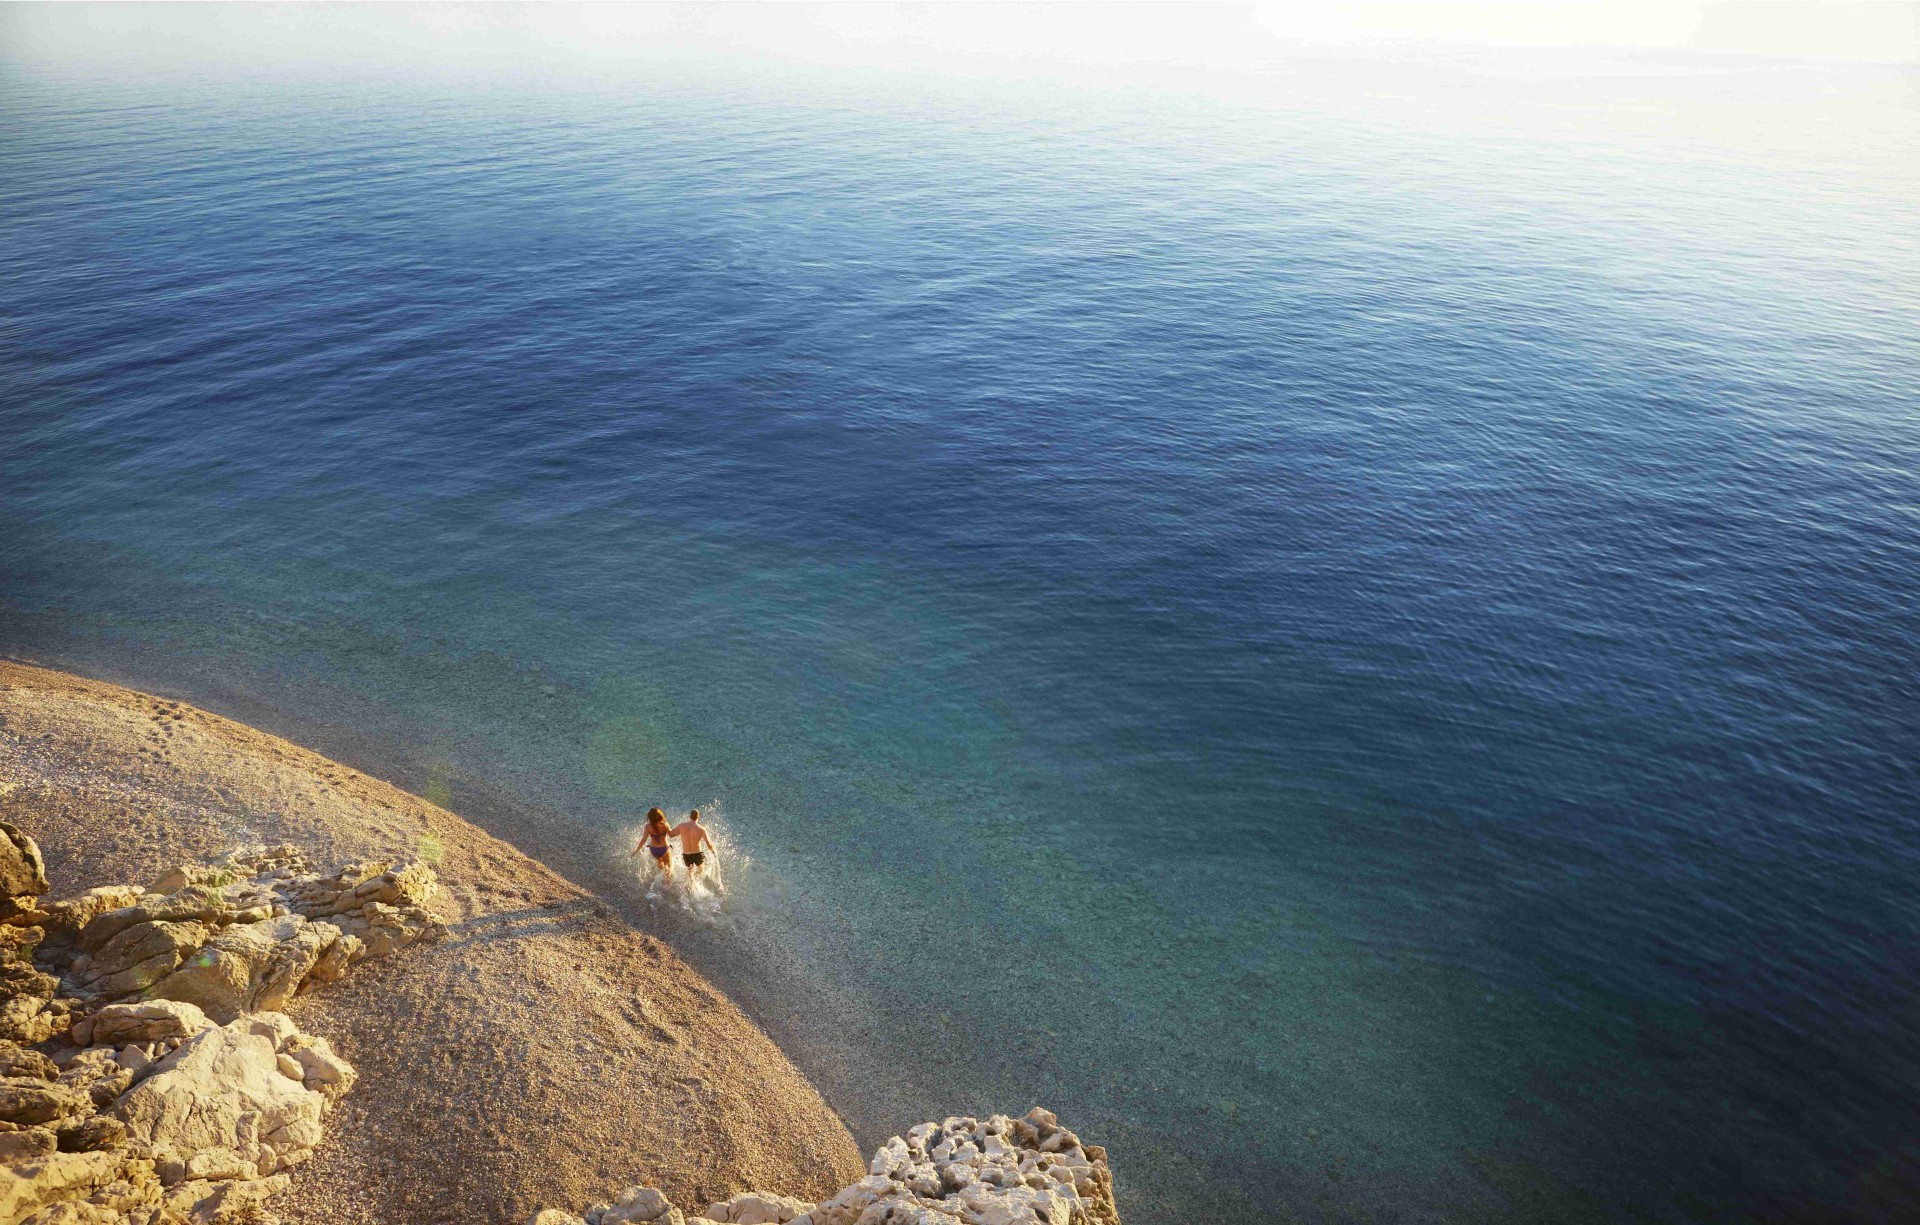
left=0, top=1151, right=125, bottom=1223
left=39, top=849, right=441, bottom=1023
left=304, top=930, right=362, bottom=986
left=0, top=1075, right=91, bottom=1126
left=531, top=1213, right=590, bottom=1225
left=55, top=1114, right=127, bottom=1153
left=0, top=1038, right=60, bottom=1081
left=548, top=1109, right=1117, bottom=1225
left=75, top=887, right=229, bottom=958
left=78, top=1000, right=212, bottom=1049
left=0, top=895, right=50, bottom=928
left=18, top=1201, right=133, bottom=1224
left=79, top=920, right=210, bottom=1000
left=144, top=914, right=326, bottom=1023
left=115, top=1015, right=333, bottom=1180
left=699, top=1190, right=816, bottom=1223
left=0, top=822, right=49, bottom=899
left=0, top=1124, right=57, bottom=1161
left=0, top=984, right=67, bottom=1045
left=0, top=845, right=411, bottom=1225
left=282, top=860, right=437, bottom=918
left=280, top=1034, right=355, bottom=1102
left=38, top=888, right=145, bottom=944
left=599, top=1185, right=684, bottom=1225
left=0, top=922, right=45, bottom=957
left=163, top=1172, right=290, bottom=1224
left=0, top=957, right=60, bottom=1004
left=17, top=1152, right=166, bottom=1223
left=58, top=1048, right=133, bottom=1108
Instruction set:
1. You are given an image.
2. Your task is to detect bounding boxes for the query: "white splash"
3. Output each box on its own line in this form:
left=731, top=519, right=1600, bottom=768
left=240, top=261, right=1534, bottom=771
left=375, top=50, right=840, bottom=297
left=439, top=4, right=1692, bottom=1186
left=618, top=797, right=749, bottom=925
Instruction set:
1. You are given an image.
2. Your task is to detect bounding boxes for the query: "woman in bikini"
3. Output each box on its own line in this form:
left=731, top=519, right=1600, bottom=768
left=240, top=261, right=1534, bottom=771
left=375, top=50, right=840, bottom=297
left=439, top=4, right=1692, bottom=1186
left=630, top=807, right=674, bottom=877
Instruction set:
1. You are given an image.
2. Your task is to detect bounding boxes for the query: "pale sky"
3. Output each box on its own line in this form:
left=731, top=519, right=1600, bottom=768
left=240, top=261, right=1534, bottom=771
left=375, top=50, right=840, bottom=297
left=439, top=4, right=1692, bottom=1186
left=489, top=2, right=1920, bottom=67
left=5, top=2, right=1917, bottom=71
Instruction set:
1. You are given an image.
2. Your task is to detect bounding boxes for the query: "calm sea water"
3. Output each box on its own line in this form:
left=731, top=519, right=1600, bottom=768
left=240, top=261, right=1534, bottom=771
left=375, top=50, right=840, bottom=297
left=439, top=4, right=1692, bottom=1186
left=5, top=18, right=1920, bottom=1224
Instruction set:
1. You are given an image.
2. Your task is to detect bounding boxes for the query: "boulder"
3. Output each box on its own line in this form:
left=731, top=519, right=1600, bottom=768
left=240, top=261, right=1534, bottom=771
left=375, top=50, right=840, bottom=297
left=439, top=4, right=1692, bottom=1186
left=305, top=929, right=363, bottom=985
left=75, top=887, right=229, bottom=957
left=0, top=895, right=49, bottom=928
left=717, top=1110, right=1110, bottom=1225
left=58, top=1048, right=133, bottom=1108
left=114, top=1016, right=333, bottom=1179
left=79, top=999, right=211, bottom=1049
left=603, top=1186, right=681, bottom=1224
left=0, top=822, right=49, bottom=898
left=0, top=1150, right=125, bottom=1223
left=21, top=1200, right=142, bottom=1224
left=163, top=1172, right=290, bottom=1224
left=281, top=1033, right=356, bottom=1101
left=55, top=1114, right=127, bottom=1153
left=284, top=860, right=437, bottom=918
left=0, top=846, right=413, bottom=1225
left=699, top=1191, right=816, bottom=1223
left=31, top=1152, right=167, bottom=1221
left=39, top=852, right=441, bottom=1020
left=0, top=956, right=59, bottom=1001
left=0, top=919, right=44, bottom=953
left=80, top=920, right=210, bottom=999
left=0, top=1124, right=57, bottom=1161
left=531, top=1213, right=590, bottom=1225
left=0, top=1038, right=60, bottom=1081
left=0, top=1075, right=91, bottom=1126
left=0, top=994, right=65, bottom=1045
left=145, top=914, right=330, bottom=1023
left=39, top=887, right=145, bottom=942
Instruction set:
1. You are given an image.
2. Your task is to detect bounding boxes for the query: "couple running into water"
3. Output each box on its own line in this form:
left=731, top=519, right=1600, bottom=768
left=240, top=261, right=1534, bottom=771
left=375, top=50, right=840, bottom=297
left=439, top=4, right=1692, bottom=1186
left=631, top=807, right=717, bottom=881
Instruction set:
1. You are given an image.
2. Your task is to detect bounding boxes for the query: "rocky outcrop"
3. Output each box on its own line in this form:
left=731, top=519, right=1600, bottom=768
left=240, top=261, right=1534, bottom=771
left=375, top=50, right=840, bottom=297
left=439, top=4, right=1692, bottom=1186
left=697, top=1190, right=815, bottom=1224
left=538, top=1109, right=1119, bottom=1225
left=1, top=829, right=439, bottom=1225
left=0, top=826, right=49, bottom=902
left=41, top=846, right=441, bottom=1025
left=0, top=823, right=64, bottom=1050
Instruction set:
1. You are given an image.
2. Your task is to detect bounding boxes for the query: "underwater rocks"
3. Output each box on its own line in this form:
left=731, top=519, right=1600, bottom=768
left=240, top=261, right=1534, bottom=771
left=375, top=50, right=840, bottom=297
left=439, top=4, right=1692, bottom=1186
left=0, top=828, right=436, bottom=1224
left=538, top=1108, right=1119, bottom=1225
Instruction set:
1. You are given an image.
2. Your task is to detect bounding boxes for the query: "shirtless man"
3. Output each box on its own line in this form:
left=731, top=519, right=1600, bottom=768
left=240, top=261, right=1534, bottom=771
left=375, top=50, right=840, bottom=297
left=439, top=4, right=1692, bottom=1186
left=672, top=808, right=716, bottom=881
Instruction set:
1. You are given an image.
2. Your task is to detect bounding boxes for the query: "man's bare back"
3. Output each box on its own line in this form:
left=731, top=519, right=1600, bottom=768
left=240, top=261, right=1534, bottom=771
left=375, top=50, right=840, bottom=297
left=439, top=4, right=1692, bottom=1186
left=672, top=809, right=714, bottom=874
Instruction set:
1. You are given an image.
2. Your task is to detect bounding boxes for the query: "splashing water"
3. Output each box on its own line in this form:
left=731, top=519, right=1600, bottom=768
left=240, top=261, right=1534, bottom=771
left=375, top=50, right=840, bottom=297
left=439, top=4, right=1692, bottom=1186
left=618, top=798, right=748, bottom=924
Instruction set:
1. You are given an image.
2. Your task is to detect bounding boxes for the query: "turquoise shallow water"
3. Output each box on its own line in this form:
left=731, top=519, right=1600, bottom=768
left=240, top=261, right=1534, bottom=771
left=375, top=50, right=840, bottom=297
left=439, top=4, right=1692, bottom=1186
left=4, top=15, right=1920, bottom=1223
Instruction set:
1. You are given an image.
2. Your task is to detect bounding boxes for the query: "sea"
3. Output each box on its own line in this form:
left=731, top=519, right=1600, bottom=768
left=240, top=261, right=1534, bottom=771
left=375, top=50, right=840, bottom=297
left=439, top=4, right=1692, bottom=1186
left=3, top=10, right=1918, bottom=1223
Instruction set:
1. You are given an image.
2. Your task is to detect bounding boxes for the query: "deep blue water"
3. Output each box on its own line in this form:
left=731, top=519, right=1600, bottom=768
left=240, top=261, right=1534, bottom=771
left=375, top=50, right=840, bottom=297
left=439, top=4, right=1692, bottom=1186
left=4, top=17, right=1920, bottom=1224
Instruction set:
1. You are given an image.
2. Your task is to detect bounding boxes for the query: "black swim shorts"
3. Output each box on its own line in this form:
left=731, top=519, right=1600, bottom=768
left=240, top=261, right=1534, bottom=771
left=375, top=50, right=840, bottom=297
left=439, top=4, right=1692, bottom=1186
left=683, top=851, right=706, bottom=867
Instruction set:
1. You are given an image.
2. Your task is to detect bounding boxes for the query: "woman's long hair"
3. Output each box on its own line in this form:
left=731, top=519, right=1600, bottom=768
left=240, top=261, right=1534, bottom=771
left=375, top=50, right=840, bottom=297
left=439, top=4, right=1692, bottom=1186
left=645, top=807, right=670, bottom=838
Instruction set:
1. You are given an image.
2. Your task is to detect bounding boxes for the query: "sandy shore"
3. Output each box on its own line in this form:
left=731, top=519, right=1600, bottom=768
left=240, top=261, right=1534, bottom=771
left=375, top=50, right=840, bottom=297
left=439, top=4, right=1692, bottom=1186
left=0, top=660, right=866, bottom=1223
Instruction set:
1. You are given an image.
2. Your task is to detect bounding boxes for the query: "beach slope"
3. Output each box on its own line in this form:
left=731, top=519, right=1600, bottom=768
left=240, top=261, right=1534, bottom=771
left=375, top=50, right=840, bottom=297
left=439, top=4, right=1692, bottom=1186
left=0, top=660, right=866, bottom=1223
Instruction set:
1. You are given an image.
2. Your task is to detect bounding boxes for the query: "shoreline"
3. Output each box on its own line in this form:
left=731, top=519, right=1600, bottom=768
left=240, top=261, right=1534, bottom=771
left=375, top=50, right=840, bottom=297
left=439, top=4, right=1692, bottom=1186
left=0, top=647, right=945, bottom=1158
left=0, top=657, right=871, bottom=1221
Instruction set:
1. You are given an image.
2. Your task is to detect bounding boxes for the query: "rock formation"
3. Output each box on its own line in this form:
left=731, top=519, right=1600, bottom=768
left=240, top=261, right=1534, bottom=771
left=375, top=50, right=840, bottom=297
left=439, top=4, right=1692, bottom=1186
left=0, top=823, right=440, bottom=1224
left=535, top=1108, right=1119, bottom=1225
